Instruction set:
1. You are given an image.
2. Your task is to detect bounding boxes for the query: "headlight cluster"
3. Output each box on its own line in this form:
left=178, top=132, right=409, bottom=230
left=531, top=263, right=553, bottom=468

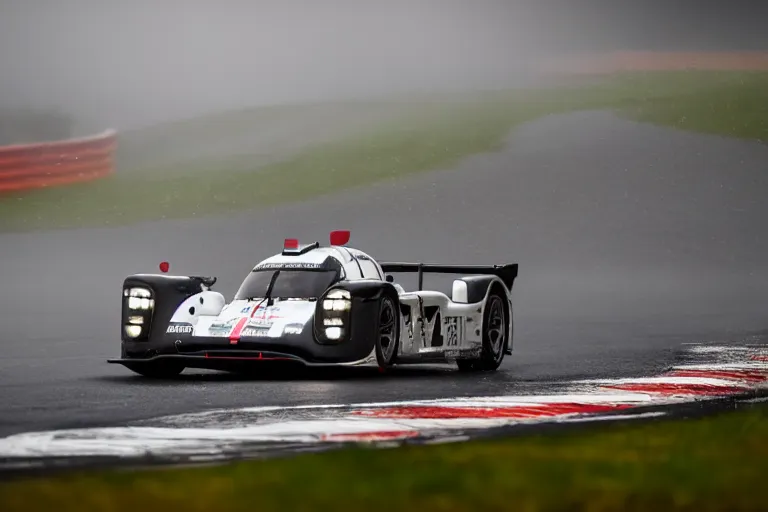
left=320, top=289, right=351, bottom=341
left=123, top=287, right=154, bottom=339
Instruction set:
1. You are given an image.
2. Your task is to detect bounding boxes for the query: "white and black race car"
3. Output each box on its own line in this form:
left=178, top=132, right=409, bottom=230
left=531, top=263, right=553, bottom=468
left=109, top=231, right=518, bottom=377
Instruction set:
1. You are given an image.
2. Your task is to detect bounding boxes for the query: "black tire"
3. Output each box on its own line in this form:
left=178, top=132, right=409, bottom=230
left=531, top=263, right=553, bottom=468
left=374, top=295, right=400, bottom=368
left=123, top=361, right=185, bottom=378
left=457, top=289, right=507, bottom=372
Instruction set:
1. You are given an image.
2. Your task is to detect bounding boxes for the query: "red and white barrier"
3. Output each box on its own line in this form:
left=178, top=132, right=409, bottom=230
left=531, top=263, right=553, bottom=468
left=0, top=130, right=117, bottom=193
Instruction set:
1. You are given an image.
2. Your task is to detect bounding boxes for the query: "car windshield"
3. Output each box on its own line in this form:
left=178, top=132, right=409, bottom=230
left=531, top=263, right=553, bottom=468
left=234, top=269, right=339, bottom=300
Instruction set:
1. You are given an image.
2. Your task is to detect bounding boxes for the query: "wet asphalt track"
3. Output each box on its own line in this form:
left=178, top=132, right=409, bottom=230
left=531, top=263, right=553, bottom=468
left=1, top=110, right=767, bottom=438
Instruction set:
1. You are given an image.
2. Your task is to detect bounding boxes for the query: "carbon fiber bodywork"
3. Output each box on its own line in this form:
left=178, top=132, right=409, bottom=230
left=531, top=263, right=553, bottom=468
left=111, top=276, right=386, bottom=369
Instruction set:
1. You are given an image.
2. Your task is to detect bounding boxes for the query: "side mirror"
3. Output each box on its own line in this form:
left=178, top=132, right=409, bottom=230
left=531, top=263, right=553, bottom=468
left=451, top=280, right=468, bottom=303
left=192, top=276, right=217, bottom=288
left=385, top=274, right=394, bottom=283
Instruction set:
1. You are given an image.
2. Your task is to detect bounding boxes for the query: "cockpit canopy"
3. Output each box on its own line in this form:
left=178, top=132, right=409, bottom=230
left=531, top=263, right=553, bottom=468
left=234, top=257, right=345, bottom=301
left=234, top=268, right=340, bottom=301
left=233, top=231, right=387, bottom=300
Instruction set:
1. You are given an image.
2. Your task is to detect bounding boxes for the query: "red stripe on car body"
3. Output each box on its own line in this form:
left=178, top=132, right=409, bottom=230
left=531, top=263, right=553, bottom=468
left=229, top=317, right=250, bottom=344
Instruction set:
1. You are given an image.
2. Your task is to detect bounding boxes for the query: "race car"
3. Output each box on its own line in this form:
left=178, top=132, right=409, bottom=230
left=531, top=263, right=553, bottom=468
left=108, top=230, right=518, bottom=378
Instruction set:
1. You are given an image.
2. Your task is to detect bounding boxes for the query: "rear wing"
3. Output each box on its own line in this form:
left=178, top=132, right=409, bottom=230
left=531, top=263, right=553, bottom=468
left=379, top=262, right=518, bottom=291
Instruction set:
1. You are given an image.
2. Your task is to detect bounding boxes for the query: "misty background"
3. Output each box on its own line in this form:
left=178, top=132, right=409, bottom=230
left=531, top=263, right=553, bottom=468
left=1, top=0, right=768, bottom=136
left=2, top=0, right=768, bottom=442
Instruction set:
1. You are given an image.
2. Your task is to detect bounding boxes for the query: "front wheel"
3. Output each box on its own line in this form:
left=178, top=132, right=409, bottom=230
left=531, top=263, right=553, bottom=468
left=374, top=295, right=400, bottom=368
left=457, top=290, right=507, bottom=372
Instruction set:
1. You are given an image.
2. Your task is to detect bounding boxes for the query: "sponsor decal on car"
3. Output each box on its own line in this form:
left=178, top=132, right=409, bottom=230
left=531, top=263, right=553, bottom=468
left=444, top=316, right=465, bottom=347
left=283, top=323, right=304, bottom=335
left=166, top=324, right=193, bottom=334
left=241, top=326, right=270, bottom=337
left=251, top=305, right=283, bottom=325
left=254, top=262, right=324, bottom=270
left=209, top=318, right=238, bottom=336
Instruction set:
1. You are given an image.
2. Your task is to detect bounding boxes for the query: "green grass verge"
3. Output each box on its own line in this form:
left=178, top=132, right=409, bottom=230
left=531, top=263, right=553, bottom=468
left=1, top=71, right=766, bottom=233
left=2, top=404, right=767, bottom=512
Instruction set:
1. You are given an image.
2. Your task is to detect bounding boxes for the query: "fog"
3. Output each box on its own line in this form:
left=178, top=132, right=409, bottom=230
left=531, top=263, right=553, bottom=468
left=1, top=0, right=767, bottom=133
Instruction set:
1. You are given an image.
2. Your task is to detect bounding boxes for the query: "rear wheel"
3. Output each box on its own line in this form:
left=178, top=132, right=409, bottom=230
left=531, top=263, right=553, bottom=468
left=457, top=290, right=507, bottom=372
left=374, top=295, right=399, bottom=368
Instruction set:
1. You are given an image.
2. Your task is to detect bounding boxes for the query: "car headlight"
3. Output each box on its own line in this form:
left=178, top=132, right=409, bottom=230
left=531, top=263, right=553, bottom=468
left=122, top=286, right=154, bottom=340
left=124, top=325, right=143, bottom=338
left=125, top=287, right=155, bottom=310
left=322, top=289, right=351, bottom=312
left=324, top=327, right=343, bottom=340
left=124, top=287, right=151, bottom=298
left=317, top=288, right=352, bottom=343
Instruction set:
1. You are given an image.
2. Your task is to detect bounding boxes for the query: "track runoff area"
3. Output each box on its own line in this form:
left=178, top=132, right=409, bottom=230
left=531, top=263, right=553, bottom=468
left=0, top=341, right=766, bottom=473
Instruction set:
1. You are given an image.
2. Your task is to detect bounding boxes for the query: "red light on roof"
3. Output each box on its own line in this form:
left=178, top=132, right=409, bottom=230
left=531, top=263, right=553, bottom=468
left=284, top=238, right=299, bottom=249
left=159, top=261, right=170, bottom=273
left=330, top=230, right=351, bottom=246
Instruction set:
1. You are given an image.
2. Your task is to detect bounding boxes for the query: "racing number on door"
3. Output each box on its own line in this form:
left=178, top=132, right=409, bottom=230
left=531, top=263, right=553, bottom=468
left=444, top=317, right=463, bottom=347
